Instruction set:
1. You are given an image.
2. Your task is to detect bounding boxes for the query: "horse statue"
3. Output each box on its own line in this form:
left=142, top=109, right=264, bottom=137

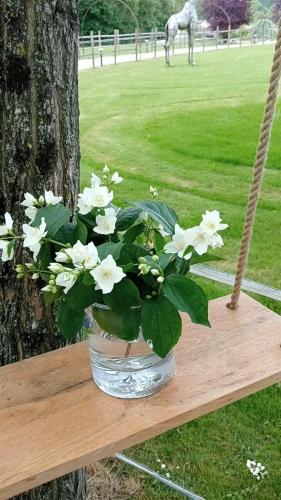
left=165, top=0, right=198, bottom=66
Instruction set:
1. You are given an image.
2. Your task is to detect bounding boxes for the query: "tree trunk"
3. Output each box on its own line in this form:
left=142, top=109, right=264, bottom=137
left=0, top=1, right=86, bottom=498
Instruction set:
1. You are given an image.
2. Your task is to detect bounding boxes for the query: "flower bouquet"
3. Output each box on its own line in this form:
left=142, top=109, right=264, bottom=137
left=0, top=166, right=227, bottom=398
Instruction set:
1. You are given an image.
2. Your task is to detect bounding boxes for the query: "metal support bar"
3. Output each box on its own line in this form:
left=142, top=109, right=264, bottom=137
left=116, top=453, right=205, bottom=500
left=191, top=264, right=281, bottom=302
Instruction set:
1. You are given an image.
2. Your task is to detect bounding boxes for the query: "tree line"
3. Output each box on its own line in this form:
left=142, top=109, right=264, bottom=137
left=79, top=0, right=280, bottom=35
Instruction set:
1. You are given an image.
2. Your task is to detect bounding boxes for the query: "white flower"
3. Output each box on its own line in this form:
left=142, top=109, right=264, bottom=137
left=210, top=233, right=224, bottom=249
left=65, top=241, right=99, bottom=269
left=44, top=191, right=63, bottom=205
left=90, top=255, right=125, bottom=294
left=91, top=173, right=101, bottom=188
left=94, top=208, right=117, bottom=235
left=184, top=225, right=211, bottom=256
left=22, top=217, right=47, bottom=261
left=25, top=206, right=38, bottom=223
left=103, top=164, right=110, bottom=174
left=246, top=460, right=268, bottom=480
left=0, top=240, right=14, bottom=262
left=0, top=212, right=13, bottom=236
left=200, top=210, right=228, bottom=236
left=164, top=224, right=192, bottom=258
left=55, top=272, right=78, bottom=294
left=111, top=171, right=123, bottom=184
left=77, top=187, right=113, bottom=214
left=21, top=192, right=37, bottom=208
left=21, top=193, right=38, bottom=222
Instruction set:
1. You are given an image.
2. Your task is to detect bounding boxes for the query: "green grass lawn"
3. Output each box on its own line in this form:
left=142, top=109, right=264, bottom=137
left=79, top=46, right=281, bottom=499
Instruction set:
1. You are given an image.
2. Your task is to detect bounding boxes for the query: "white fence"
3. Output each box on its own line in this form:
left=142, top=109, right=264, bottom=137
left=79, top=26, right=277, bottom=67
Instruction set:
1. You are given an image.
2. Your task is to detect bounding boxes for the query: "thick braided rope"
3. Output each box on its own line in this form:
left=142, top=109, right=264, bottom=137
left=228, top=19, right=281, bottom=310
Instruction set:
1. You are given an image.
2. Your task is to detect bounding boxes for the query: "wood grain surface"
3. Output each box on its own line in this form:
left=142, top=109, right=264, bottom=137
left=0, top=293, right=281, bottom=499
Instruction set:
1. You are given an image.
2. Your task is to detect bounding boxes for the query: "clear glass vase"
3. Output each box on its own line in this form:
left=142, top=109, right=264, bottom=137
left=85, top=304, right=175, bottom=399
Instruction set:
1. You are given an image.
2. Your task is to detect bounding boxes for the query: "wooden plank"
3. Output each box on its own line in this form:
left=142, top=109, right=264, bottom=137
left=0, top=293, right=281, bottom=499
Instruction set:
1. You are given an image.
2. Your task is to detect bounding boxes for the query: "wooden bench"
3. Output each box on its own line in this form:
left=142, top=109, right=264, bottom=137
left=1, top=293, right=281, bottom=499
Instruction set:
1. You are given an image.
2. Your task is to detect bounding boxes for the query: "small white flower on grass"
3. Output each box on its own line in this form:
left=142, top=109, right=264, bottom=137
left=200, top=210, right=228, bottom=236
left=77, top=187, right=113, bottom=214
left=0, top=240, right=14, bottom=262
left=164, top=224, right=192, bottom=258
left=94, top=208, right=117, bottom=235
left=91, top=173, right=101, bottom=188
left=161, top=463, right=166, bottom=469
left=111, top=171, right=123, bottom=184
left=0, top=212, right=13, bottom=236
left=22, top=217, right=47, bottom=261
left=103, top=164, right=110, bottom=174
left=44, top=191, right=63, bottom=206
left=246, top=460, right=268, bottom=481
left=65, top=241, right=99, bottom=269
left=90, top=255, right=125, bottom=294
left=150, top=186, right=158, bottom=198
left=166, top=473, right=170, bottom=478
left=55, top=271, right=78, bottom=294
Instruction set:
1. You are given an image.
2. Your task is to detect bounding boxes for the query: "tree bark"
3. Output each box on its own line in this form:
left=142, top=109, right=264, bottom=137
left=0, top=1, right=86, bottom=498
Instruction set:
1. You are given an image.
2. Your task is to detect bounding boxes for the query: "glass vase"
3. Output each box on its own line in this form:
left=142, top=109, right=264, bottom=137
left=85, top=304, right=175, bottom=399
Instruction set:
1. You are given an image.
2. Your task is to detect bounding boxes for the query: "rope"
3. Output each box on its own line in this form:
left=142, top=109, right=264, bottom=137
left=228, top=19, right=281, bottom=310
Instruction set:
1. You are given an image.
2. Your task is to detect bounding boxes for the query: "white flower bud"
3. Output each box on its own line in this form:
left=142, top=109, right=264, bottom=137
left=151, top=268, right=160, bottom=276
left=48, top=262, right=66, bottom=274
left=103, top=164, right=110, bottom=174
left=152, top=255, right=159, bottom=262
left=32, top=273, right=39, bottom=280
left=157, top=276, right=164, bottom=284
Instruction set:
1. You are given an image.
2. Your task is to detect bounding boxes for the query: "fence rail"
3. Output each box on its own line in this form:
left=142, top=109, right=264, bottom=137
left=79, top=26, right=277, bottom=67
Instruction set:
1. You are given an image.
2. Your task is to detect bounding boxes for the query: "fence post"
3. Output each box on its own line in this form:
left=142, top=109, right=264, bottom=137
left=216, top=26, right=219, bottom=50
left=154, top=28, right=157, bottom=58
left=202, top=29, right=206, bottom=52
left=228, top=25, right=230, bottom=48
left=98, top=30, right=102, bottom=48
left=135, top=29, right=138, bottom=61
left=114, top=29, right=117, bottom=64
left=90, top=31, right=95, bottom=68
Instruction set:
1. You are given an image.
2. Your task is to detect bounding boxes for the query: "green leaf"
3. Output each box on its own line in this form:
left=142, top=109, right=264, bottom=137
left=123, top=223, right=146, bottom=244
left=97, top=241, right=122, bottom=261
left=116, top=207, right=141, bottom=231
left=118, top=243, right=148, bottom=265
left=64, top=277, right=101, bottom=311
left=92, top=306, right=141, bottom=341
left=133, top=201, right=178, bottom=235
left=58, top=301, right=84, bottom=341
left=141, top=296, right=182, bottom=358
left=154, top=229, right=165, bottom=252
left=33, top=205, right=71, bottom=238
left=163, top=274, right=210, bottom=327
left=82, top=271, right=95, bottom=286
left=76, top=211, right=97, bottom=228
left=190, top=252, right=224, bottom=265
left=38, top=243, right=52, bottom=275
left=103, top=278, right=142, bottom=313
left=54, top=223, right=76, bottom=246
left=7, top=240, right=15, bottom=258
left=74, top=219, right=88, bottom=244
left=158, top=253, right=177, bottom=276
